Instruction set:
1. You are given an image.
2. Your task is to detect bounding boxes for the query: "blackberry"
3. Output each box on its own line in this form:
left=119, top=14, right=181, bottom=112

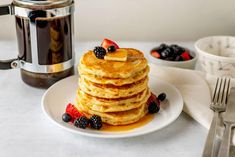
left=93, top=46, right=106, bottom=59
left=107, top=45, right=116, bottom=52
left=158, top=93, right=166, bottom=101
left=62, top=113, right=72, bottom=122
left=148, top=101, right=160, bottom=114
left=74, top=116, right=89, bottom=129
left=90, top=115, right=103, bottom=130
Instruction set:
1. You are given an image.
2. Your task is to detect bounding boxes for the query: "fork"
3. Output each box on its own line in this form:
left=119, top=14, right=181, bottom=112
left=202, top=77, right=231, bottom=157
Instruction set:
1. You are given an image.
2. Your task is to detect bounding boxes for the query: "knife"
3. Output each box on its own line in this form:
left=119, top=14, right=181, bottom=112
left=218, top=87, right=235, bottom=157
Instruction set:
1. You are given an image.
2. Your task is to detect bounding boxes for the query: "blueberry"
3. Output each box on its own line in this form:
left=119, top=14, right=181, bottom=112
left=160, top=48, right=171, bottom=59
left=158, top=93, right=166, bottom=101
left=62, top=113, right=72, bottom=122
left=155, top=43, right=168, bottom=53
left=170, top=44, right=179, bottom=48
left=159, top=43, right=167, bottom=50
left=148, top=102, right=160, bottom=114
left=175, top=56, right=184, bottom=61
left=169, top=47, right=178, bottom=58
left=107, top=45, right=116, bottom=52
left=165, top=56, right=175, bottom=61
left=171, top=45, right=181, bottom=55
left=151, top=44, right=167, bottom=53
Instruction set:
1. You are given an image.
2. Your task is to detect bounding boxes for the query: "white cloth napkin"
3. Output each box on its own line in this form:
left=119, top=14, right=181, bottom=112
left=149, top=64, right=235, bottom=145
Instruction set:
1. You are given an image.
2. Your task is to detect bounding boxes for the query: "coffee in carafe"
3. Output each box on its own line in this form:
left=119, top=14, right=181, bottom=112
left=0, top=0, right=75, bottom=88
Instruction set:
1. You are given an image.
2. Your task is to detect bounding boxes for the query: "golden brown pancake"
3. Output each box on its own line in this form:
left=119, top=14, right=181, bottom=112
left=76, top=101, right=148, bottom=126
left=76, top=48, right=150, bottom=125
left=79, top=77, right=148, bottom=98
left=78, top=66, right=149, bottom=86
left=79, top=48, right=148, bottom=79
left=77, top=88, right=150, bottom=112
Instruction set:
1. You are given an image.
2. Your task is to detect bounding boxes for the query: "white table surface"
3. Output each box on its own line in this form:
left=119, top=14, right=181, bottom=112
left=0, top=41, right=208, bottom=157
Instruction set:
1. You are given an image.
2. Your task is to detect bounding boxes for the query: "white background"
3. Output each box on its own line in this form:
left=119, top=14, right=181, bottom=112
left=0, top=0, right=235, bottom=41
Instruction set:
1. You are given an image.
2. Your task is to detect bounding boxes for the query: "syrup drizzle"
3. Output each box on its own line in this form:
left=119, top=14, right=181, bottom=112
left=101, top=114, right=154, bottom=132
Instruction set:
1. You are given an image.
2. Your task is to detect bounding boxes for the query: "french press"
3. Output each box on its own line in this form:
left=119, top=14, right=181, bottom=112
left=0, top=0, right=75, bottom=88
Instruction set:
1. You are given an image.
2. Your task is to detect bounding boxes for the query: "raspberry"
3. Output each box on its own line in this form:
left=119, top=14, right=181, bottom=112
left=151, top=51, right=161, bottom=58
left=181, top=51, right=191, bottom=61
left=65, top=103, right=83, bottom=121
left=101, top=39, right=120, bottom=50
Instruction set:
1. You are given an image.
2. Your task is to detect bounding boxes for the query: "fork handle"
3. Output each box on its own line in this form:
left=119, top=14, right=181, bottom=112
left=218, top=122, right=234, bottom=157
left=202, top=111, right=219, bottom=157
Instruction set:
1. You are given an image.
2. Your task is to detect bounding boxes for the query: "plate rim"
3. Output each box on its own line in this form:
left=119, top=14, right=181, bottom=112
left=41, top=75, right=183, bottom=139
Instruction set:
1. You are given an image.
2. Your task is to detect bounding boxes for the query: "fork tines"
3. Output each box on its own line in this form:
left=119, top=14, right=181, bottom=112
left=211, top=77, right=231, bottom=110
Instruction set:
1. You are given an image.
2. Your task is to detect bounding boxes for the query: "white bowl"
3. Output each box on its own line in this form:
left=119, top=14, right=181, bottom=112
left=148, top=49, right=198, bottom=69
left=195, top=36, right=235, bottom=77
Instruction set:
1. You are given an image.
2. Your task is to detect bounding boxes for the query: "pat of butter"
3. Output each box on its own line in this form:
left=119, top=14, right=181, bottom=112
left=104, top=49, right=128, bottom=62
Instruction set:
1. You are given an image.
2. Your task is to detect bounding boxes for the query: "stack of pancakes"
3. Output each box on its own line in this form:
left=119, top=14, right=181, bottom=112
left=76, top=48, right=150, bottom=125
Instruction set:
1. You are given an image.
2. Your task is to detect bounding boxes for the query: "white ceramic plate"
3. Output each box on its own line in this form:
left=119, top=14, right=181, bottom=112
left=42, top=75, right=183, bottom=138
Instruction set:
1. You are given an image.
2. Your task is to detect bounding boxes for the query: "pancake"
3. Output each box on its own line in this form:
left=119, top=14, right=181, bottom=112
left=77, top=88, right=149, bottom=107
left=79, top=76, right=148, bottom=98
left=76, top=101, right=148, bottom=126
left=79, top=48, right=148, bottom=79
left=76, top=47, right=151, bottom=126
left=78, top=66, right=149, bottom=86
left=77, top=88, right=151, bottom=112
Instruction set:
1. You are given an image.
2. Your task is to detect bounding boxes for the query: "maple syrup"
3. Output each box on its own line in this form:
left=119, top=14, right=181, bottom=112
left=101, top=114, right=154, bottom=132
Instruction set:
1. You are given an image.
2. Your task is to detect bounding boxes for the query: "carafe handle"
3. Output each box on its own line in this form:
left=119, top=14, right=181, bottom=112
left=0, top=4, right=18, bottom=70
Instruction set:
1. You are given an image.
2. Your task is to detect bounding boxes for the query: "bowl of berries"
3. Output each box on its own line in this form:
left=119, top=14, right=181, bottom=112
left=148, top=44, right=198, bottom=69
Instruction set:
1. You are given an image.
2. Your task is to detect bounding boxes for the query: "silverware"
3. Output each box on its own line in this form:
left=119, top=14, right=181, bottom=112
left=218, top=87, right=235, bottom=157
left=202, top=77, right=231, bottom=157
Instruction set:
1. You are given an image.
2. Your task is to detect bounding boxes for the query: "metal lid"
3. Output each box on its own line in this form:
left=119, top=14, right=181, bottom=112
left=13, top=0, right=73, bottom=8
